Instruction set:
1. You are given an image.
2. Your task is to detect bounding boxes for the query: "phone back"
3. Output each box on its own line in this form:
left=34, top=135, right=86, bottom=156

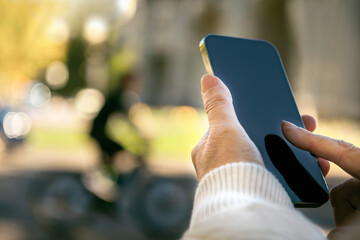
left=200, top=35, right=328, bottom=207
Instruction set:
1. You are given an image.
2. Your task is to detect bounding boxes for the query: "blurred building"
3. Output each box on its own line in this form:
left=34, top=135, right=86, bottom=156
left=123, top=0, right=260, bottom=107
left=289, top=0, right=360, bottom=119
left=121, top=0, right=360, bottom=119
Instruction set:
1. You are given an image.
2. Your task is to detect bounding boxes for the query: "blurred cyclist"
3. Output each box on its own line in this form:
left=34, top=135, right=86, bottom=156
left=85, top=71, right=147, bottom=201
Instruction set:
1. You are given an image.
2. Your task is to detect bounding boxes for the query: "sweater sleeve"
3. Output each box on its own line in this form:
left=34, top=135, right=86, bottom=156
left=182, top=162, right=326, bottom=240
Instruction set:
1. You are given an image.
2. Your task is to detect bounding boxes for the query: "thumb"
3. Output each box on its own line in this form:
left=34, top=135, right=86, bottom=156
left=201, top=75, right=239, bottom=128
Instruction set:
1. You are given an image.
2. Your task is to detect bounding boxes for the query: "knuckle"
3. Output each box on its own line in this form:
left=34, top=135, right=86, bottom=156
left=336, top=139, right=358, bottom=163
left=337, top=139, right=355, bottom=149
left=204, top=94, right=228, bottom=115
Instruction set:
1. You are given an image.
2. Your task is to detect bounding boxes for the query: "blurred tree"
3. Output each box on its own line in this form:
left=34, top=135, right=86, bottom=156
left=54, top=37, right=86, bottom=96
left=0, top=0, right=65, bottom=99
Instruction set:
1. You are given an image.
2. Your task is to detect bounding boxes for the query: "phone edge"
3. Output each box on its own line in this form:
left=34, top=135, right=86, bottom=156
left=199, top=37, right=214, bottom=75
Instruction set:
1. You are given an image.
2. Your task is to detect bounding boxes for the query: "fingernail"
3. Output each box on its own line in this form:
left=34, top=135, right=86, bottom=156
left=282, top=120, right=297, bottom=128
left=201, top=75, right=218, bottom=93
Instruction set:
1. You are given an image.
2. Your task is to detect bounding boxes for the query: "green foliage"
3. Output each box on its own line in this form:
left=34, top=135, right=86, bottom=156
left=0, top=0, right=65, bottom=79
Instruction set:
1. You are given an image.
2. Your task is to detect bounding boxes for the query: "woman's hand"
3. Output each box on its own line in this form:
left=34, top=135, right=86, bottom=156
left=192, top=75, right=331, bottom=182
left=282, top=121, right=360, bottom=179
left=282, top=119, right=360, bottom=232
left=191, top=75, right=263, bottom=182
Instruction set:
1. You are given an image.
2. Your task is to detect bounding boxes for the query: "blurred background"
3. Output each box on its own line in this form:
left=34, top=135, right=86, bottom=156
left=0, top=0, right=359, bottom=239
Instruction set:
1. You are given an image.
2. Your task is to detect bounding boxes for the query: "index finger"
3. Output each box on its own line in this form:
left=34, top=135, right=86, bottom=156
left=282, top=121, right=360, bottom=179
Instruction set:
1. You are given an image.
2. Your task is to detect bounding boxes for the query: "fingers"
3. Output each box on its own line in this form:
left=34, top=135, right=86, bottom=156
left=317, top=157, right=330, bottom=177
left=301, top=115, right=316, bottom=132
left=300, top=115, right=330, bottom=176
left=330, top=178, right=360, bottom=226
left=201, top=75, right=240, bottom=129
left=301, top=115, right=331, bottom=176
left=282, top=121, right=360, bottom=179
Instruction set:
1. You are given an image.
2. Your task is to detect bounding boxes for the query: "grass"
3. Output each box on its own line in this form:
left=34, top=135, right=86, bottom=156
left=26, top=106, right=208, bottom=162
left=27, top=126, right=90, bottom=150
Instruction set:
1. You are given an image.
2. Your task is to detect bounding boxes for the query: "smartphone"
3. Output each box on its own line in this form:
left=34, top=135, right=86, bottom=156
left=199, top=35, right=328, bottom=207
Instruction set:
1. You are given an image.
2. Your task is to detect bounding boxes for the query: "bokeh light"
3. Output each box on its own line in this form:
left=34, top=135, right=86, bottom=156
left=29, top=83, right=51, bottom=108
left=83, top=17, right=108, bottom=45
left=170, top=106, right=199, bottom=128
left=47, top=18, right=70, bottom=44
left=45, top=61, right=69, bottom=90
left=129, top=102, right=154, bottom=137
left=74, top=88, right=105, bottom=119
left=3, top=112, right=32, bottom=139
left=116, top=0, right=138, bottom=21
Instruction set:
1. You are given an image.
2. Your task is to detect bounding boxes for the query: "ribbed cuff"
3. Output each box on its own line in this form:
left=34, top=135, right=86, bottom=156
left=190, top=162, right=293, bottom=227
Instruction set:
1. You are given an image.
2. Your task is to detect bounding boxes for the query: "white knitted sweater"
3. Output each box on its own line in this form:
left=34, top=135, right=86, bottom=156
left=182, top=162, right=326, bottom=240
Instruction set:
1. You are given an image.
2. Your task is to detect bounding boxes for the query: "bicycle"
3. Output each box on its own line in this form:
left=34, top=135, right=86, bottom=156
left=27, top=160, right=197, bottom=240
